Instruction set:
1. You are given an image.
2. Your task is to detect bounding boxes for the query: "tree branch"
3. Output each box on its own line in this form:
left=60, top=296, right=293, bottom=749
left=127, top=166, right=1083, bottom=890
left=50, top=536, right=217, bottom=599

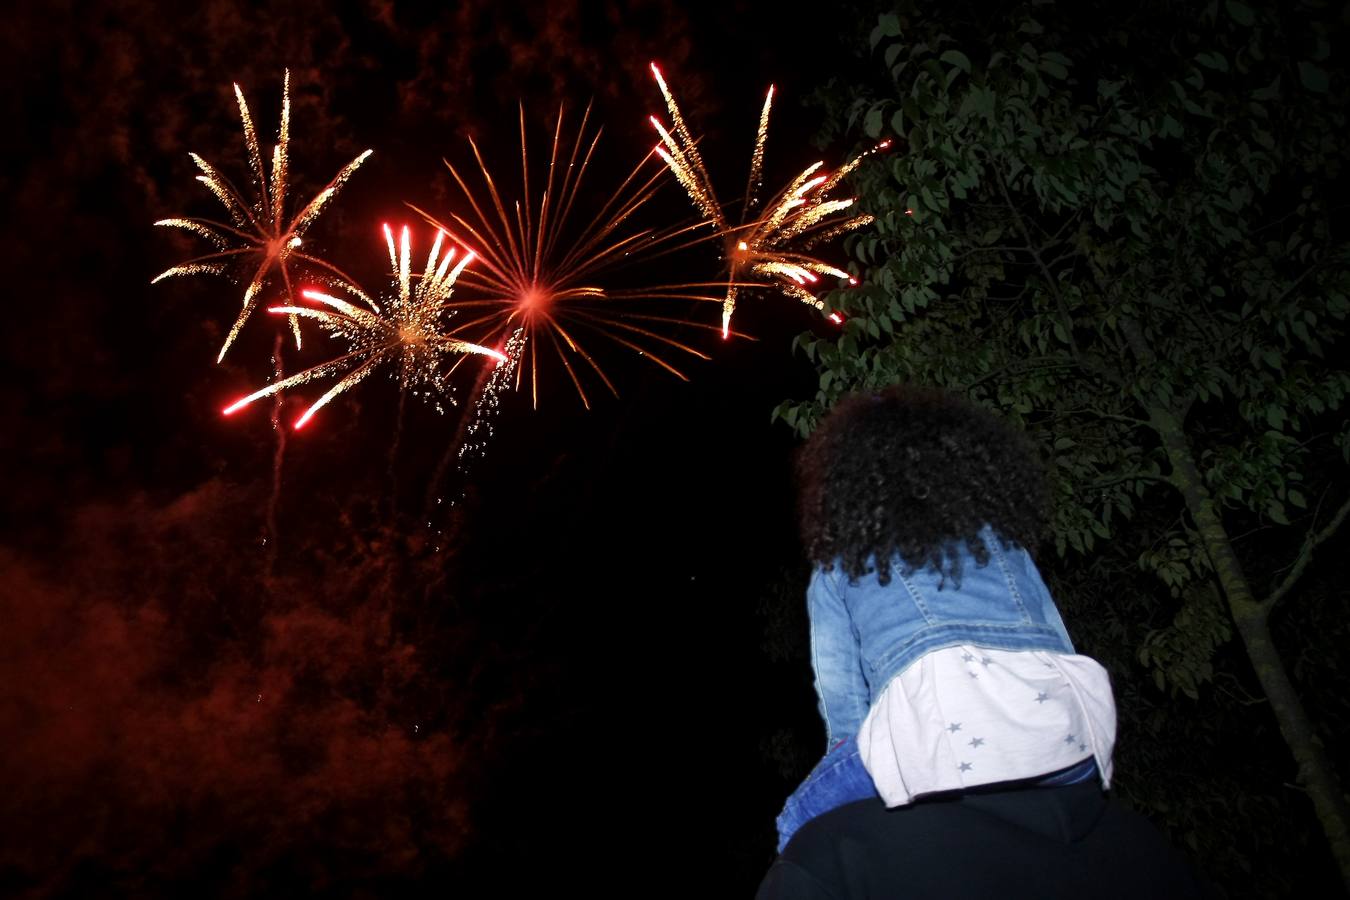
left=1271, top=258, right=1324, bottom=309
left=1046, top=246, right=1082, bottom=269
left=1086, top=471, right=1173, bottom=491
left=1214, top=671, right=1267, bottom=707
left=993, top=166, right=1086, bottom=362
left=1044, top=408, right=1152, bottom=427
left=1044, top=214, right=1083, bottom=245
left=960, top=357, right=1078, bottom=391
left=951, top=245, right=1037, bottom=261
left=1259, top=492, right=1350, bottom=617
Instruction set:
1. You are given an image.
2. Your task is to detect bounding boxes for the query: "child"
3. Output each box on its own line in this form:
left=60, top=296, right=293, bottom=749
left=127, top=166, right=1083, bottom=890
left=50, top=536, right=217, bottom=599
left=776, top=385, right=1117, bottom=851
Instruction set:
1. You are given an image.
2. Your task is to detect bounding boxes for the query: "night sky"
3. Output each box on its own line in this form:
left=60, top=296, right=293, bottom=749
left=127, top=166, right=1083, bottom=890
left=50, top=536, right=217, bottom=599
left=1, top=1, right=862, bottom=895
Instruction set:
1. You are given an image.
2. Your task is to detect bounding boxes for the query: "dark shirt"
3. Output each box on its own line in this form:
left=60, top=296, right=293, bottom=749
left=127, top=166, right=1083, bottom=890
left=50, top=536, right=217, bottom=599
left=758, top=781, right=1210, bottom=899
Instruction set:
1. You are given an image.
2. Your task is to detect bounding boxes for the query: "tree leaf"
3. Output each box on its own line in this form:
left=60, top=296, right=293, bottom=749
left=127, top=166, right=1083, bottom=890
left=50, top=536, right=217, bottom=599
left=940, top=49, right=972, bottom=75
left=870, top=12, right=902, bottom=49
left=1039, top=57, right=1068, bottom=80
left=1225, top=0, right=1255, bottom=26
left=1196, top=51, right=1228, bottom=72
left=1298, top=61, right=1329, bottom=94
left=863, top=106, right=885, bottom=138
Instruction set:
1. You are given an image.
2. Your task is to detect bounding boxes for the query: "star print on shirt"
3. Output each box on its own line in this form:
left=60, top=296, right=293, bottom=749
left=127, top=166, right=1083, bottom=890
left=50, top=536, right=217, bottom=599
left=980, top=657, right=992, bottom=666
left=1064, top=734, right=1077, bottom=744
left=947, top=722, right=963, bottom=733
left=961, top=652, right=975, bottom=663
left=968, top=737, right=985, bottom=748
left=959, top=762, right=973, bottom=772
left=1035, top=691, right=1050, bottom=703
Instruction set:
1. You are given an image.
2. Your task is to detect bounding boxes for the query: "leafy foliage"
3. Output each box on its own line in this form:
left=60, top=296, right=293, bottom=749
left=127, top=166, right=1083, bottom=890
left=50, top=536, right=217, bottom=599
left=783, top=0, right=1347, bottom=689
left=779, top=0, right=1350, bottom=892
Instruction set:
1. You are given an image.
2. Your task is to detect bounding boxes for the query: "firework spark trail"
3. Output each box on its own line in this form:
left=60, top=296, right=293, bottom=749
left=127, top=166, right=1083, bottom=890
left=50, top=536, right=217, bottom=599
left=153, top=70, right=373, bottom=362
left=386, top=383, right=409, bottom=521
left=648, top=63, right=889, bottom=337
left=742, top=85, right=774, bottom=217
left=457, top=328, right=526, bottom=465
left=264, top=332, right=286, bottom=576
left=411, top=103, right=733, bottom=409
left=423, top=328, right=525, bottom=547
left=222, top=226, right=506, bottom=429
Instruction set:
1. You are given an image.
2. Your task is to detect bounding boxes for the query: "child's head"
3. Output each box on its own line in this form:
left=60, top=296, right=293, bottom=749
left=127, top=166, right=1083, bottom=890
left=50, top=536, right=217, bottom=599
left=795, top=384, right=1049, bottom=584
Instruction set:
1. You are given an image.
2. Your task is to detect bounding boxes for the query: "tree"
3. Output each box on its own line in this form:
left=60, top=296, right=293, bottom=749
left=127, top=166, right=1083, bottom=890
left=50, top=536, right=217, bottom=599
left=778, top=0, right=1350, bottom=887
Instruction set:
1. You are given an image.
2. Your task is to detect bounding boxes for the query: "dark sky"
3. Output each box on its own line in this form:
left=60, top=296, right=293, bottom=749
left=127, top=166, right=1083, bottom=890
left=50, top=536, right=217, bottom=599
left=0, top=1, right=874, bottom=896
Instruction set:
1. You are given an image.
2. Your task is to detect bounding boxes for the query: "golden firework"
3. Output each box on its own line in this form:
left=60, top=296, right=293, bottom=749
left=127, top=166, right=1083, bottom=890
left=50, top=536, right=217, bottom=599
left=153, top=70, right=373, bottom=362
left=649, top=63, right=886, bottom=337
left=223, top=225, right=504, bottom=429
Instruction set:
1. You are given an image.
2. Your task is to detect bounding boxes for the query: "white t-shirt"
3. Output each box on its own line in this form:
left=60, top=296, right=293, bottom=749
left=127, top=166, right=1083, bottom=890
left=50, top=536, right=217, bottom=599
left=857, top=645, right=1117, bottom=807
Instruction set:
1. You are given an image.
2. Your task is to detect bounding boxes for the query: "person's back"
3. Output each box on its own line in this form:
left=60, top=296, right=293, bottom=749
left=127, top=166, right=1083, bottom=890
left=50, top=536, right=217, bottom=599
left=759, top=781, right=1210, bottom=899
left=764, top=385, right=1209, bottom=897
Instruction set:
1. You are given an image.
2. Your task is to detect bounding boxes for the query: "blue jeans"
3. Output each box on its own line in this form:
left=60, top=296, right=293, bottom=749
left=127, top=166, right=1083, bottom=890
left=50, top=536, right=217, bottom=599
left=776, top=736, right=877, bottom=852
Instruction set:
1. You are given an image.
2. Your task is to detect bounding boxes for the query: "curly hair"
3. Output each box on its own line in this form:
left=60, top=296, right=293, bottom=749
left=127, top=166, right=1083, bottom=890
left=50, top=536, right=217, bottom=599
left=795, top=384, right=1050, bottom=585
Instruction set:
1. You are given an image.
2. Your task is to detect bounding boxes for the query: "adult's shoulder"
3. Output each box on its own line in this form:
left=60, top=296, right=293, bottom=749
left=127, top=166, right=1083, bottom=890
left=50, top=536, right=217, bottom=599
left=760, top=788, right=1213, bottom=900
left=764, top=797, right=963, bottom=898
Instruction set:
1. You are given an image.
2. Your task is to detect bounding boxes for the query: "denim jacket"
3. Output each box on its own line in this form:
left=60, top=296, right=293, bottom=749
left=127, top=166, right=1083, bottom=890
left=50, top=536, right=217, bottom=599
left=809, top=525, right=1074, bottom=746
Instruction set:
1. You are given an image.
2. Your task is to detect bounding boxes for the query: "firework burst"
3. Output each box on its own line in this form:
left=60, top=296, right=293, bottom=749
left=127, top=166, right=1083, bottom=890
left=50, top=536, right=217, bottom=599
left=222, top=225, right=505, bottom=429
left=649, top=63, right=886, bottom=337
left=412, top=103, right=727, bottom=409
left=153, top=70, right=373, bottom=362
